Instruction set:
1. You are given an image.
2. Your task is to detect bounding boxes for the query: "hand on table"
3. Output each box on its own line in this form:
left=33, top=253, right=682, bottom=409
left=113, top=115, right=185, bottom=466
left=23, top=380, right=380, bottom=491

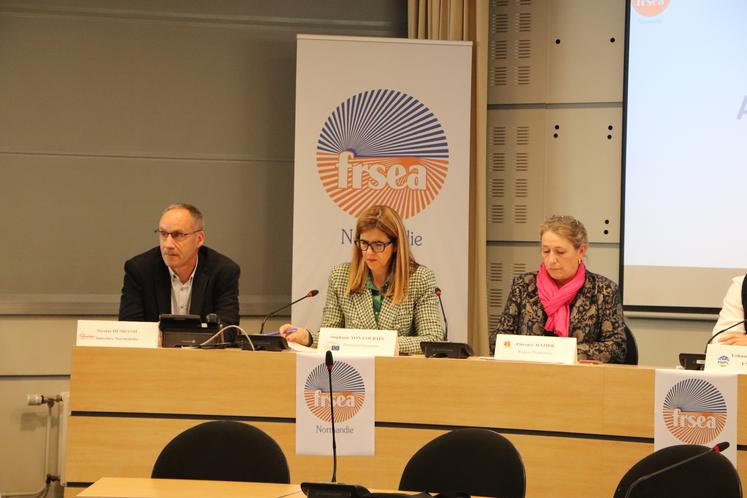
left=279, top=323, right=312, bottom=346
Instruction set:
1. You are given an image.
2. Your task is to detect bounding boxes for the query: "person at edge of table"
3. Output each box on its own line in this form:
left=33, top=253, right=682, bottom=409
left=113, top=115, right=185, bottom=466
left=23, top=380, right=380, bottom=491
left=279, top=205, right=443, bottom=355
left=488, top=215, right=626, bottom=363
left=118, top=203, right=240, bottom=340
left=711, top=275, right=747, bottom=346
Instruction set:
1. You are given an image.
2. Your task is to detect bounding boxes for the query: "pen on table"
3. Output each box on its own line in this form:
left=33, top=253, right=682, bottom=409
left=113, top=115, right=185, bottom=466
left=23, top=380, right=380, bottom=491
left=266, top=328, right=296, bottom=336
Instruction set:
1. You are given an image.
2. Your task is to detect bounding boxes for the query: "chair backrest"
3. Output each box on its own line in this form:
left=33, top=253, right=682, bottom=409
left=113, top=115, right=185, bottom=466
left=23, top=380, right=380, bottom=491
left=151, top=420, right=290, bottom=483
left=399, top=428, right=525, bottom=498
left=613, top=444, right=741, bottom=498
left=623, top=324, right=639, bottom=365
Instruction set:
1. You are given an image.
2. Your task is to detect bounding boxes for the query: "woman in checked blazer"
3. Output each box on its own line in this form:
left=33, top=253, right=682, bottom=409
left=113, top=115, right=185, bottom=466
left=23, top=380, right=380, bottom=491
left=279, top=205, right=444, bottom=354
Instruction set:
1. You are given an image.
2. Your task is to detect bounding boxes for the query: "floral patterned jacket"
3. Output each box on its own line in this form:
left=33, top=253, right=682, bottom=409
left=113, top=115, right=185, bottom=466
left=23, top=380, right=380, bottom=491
left=489, top=271, right=627, bottom=363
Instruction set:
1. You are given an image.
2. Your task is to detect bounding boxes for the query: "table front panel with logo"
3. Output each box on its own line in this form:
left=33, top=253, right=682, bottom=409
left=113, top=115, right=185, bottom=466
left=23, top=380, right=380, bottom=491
left=64, top=347, right=747, bottom=498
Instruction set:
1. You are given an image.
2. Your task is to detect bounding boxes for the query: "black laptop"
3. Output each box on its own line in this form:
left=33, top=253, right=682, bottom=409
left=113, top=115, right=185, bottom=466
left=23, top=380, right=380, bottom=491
left=159, top=314, right=218, bottom=348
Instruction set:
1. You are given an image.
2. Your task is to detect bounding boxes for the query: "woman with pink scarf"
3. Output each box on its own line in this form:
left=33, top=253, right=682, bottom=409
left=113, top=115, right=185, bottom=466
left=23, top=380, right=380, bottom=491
left=488, top=215, right=626, bottom=363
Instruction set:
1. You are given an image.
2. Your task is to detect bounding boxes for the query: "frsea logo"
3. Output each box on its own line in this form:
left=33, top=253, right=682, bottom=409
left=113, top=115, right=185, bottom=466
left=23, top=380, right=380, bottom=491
left=662, top=378, right=727, bottom=444
left=316, top=89, right=449, bottom=220
left=304, top=360, right=365, bottom=423
left=631, top=0, right=669, bottom=17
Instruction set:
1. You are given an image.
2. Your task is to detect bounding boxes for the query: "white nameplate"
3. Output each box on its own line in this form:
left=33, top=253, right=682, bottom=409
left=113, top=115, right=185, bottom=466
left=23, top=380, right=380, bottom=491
left=76, top=320, right=159, bottom=349
left=493, top=333, right=577, bottom=365
left=318, top=328, right=397, bottom=357
left=705, top=344, right=747, bottom=373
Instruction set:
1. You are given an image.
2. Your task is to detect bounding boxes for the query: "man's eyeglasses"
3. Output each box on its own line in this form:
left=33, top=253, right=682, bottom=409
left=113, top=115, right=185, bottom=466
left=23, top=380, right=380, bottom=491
left=155, top=229, right=203, bottom=242
left=355, top=239, right=394, bottom=253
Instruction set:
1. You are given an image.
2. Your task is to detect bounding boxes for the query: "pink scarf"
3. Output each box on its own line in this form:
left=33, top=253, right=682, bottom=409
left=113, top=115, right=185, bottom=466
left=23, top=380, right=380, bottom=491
left=537, top=262, right=586, bottom=337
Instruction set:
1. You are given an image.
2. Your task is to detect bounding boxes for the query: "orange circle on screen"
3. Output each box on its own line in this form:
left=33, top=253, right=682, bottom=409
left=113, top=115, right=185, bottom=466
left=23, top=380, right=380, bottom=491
left=631, top=0, right=670, bottom=17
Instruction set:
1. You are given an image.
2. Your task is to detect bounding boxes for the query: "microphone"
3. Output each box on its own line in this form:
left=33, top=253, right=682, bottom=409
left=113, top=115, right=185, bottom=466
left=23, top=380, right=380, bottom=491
left=715, top=441, right=730, bottom=452
left=325, top=350, right=338, bottom=483
left=621, top=442, right=730, bottom=498
left=680, top=320, right=745, bottom=369
left=259, top=289, right=319, bottom=334
left=705, top=319, right=746, bottom=351
left=435, top=287, right=448, bottom=341
left=419, top=287, right=474, bottom=359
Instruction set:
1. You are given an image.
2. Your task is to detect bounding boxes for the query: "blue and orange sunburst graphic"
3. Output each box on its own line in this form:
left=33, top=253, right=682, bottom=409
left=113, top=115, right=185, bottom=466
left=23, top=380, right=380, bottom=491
left=316, top=89, right=449, bottom=219
left=304, top=361, right=366, bottom=423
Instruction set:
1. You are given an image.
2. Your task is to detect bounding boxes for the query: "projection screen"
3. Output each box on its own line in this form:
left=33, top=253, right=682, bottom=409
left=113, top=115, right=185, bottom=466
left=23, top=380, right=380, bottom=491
left=622, top=0, right=747, bottom=311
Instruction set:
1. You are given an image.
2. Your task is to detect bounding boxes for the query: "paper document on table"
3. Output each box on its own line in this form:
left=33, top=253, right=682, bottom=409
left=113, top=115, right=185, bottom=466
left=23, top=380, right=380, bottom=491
left=287, top=341, right=317, bottom=353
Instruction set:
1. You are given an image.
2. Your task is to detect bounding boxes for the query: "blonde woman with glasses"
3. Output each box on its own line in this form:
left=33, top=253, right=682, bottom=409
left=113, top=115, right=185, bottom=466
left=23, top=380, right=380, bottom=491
left=280, top=205, right=443, bottom=354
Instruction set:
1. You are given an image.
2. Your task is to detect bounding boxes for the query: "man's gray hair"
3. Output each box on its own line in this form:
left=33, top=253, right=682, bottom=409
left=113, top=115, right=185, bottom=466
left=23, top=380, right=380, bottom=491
left=163, top=203, right=204, bottom=230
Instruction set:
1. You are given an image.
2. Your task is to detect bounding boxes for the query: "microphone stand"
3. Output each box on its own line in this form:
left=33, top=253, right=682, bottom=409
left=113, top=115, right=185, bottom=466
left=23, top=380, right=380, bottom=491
left=436, top=288, right=449, bottom=341
left=300, top=352, right=372, bottom=498
left=326, top=350, right=337, bottom=483
left=622, top=443, right=729, bottom=498
left=234, top=290, right=318, bottom=352
left=681, top=320, right=746, bottom=369
left=705, top=319, right=746, bottom=351
left=259, top=290, right=318, bottom=334
left=420, top=288, right=474, bottom=359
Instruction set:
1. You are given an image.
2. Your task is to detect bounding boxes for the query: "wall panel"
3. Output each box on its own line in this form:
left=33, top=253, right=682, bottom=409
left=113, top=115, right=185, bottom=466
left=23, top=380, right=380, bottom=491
left=544, top=106, right=621, bottom=242
left=486, top=108, right=546, bottom=241
left=0, top=0, right=407, bottom=315
left=488, top=0, right=547, bottom=104
left=546, top=0, right=625, bottom=103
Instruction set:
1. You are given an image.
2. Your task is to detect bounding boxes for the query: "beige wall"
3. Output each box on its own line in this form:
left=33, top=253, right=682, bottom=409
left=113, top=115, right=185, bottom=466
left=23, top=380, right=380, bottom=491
left=0, top=317, right=72, bottom=497
left=0, top=315, right=289, bottom=496
left=628, top=316, right=715, bottom=368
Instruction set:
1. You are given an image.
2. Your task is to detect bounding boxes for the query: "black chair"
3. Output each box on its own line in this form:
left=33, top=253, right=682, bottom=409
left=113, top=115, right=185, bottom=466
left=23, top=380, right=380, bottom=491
left=622, top=324, right=639, bottom=365
left=399, top=428, right=525, bottom=498
left=151, top=420, right=290, bottom=483
left=613, top=444, right=741, bottom=498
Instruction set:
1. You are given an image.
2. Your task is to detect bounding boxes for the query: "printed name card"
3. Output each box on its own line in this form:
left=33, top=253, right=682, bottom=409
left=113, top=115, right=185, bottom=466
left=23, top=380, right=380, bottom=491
left=705, top=344, right=747, bottom=373
left=76, top=320, right=159, bottom=348
left=493, top=334, right=577, bottom=365
left=318, top=328, right=397, bottom=357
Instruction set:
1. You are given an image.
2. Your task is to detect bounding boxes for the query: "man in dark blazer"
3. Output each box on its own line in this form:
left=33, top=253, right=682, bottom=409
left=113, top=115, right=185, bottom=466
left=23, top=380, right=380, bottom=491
left=118, top=204, right=240, bottom=327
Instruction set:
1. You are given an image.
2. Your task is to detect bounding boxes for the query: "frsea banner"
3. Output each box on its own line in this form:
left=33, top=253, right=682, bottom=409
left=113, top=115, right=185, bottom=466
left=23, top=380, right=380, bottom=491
left=292, top=34, right=472, bottom=341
